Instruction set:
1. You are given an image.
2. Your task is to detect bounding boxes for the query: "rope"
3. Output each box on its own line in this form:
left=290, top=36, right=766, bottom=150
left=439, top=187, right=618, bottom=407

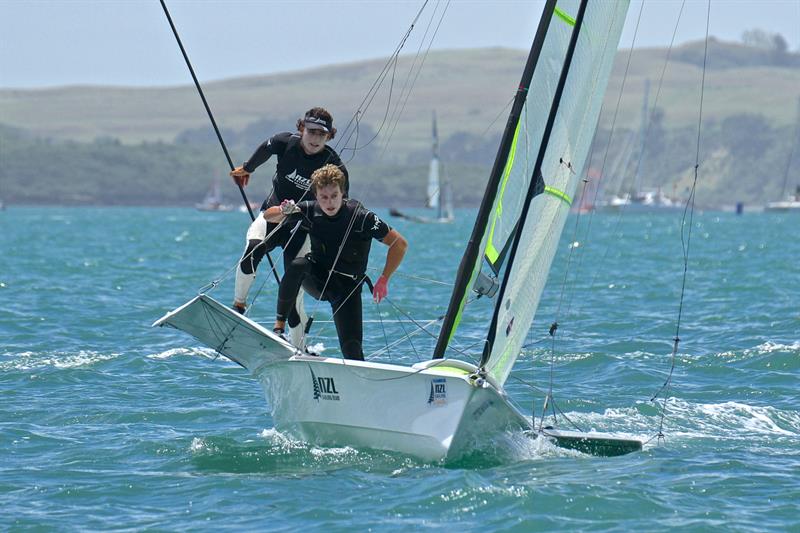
left=651, top=0, right=711, bottom=443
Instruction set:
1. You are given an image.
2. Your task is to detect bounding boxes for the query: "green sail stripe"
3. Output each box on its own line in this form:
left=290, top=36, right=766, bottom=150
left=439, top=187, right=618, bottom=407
left=544, top=185, right=572, bottom=205
left=430, top=366, right=471, bottom=376
left=554, top=7, right=576, bottom=26
left=485, top=120, right=523, bottom=264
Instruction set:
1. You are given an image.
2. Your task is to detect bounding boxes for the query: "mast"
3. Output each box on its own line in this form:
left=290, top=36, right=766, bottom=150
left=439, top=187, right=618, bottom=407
left=778, top=96, right=800, bottom=200
left=432, top=0, right=559, bottom=359
left=632, top=78, right=650, bottom=197
left=482, top=0, right=588, bottom=366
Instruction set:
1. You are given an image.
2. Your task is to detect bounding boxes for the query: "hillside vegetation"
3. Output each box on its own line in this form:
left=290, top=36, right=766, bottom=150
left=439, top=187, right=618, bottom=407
left=1, top=40, right=798, bottom=208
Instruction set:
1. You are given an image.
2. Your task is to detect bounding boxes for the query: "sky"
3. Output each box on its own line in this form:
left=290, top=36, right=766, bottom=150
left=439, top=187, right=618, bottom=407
left=0, top=0, right=798, bottom=89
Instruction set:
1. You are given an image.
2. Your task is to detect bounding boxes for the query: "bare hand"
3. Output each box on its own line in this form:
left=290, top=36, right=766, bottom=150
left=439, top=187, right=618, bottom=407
left=373, top=275, right=389, bottom=303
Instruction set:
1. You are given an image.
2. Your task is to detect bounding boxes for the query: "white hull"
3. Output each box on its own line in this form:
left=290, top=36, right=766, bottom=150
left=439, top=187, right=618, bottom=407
left=155, top=295, right=642, bottom=460
left=259, top=356, right=529, bottom=461
left=765, top=200, right=800, bottom=211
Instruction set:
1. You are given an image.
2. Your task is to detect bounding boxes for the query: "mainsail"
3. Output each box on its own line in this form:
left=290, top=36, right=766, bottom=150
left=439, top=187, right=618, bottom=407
left=426, top=111, right=441, bottom=210
left=433, top=0, right=629, bottom=386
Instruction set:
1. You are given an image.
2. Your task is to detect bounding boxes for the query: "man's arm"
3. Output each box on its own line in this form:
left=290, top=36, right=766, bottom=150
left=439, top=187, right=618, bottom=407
left=231, top=134, right=285, bottom=187
left=373, top=229, right=408, bottom=303
left=379, top=229, right=408, bottom=279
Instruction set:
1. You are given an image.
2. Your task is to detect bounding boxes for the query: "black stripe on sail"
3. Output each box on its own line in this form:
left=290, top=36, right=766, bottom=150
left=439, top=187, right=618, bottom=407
left=481, top=0, right=589, bottom=368
left=432, top=0, right=559, bottom=359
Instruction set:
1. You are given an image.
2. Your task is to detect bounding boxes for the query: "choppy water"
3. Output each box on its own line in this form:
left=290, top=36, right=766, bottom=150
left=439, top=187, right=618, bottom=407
left=1, top=207, right=798, bottom=531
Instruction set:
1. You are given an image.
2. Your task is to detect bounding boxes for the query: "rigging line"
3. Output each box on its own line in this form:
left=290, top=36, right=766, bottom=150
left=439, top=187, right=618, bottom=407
left=652, top=0, right=711, bottom=440
left=339, top=54, right=401, bottom=159
left=158, top=0, right=280, bottom=284
left=376, top=0, right=444, bottom=156
left=547, top=4, right=638, bottom=347
left=371, top=295, right=484, bottom=366
left=480, top=93, right=517, bottom=140
left=365, top=266, right=452, bottom=287
left=589, top=0, right=645, bottom=203
left=385, top=296, right=424, bottom=361
left=379, top=0, right=451, bottom=159
left=570, top=0, right=686, bottom=323
left=365, top=317, right=441, bottom=360
left=333, top=0, right=431, bottom=155
left=778, top=98, right=800, bottom=199
left=197, top=217, right=290, bottom=296
left=374, top=301, right=394, bottom=360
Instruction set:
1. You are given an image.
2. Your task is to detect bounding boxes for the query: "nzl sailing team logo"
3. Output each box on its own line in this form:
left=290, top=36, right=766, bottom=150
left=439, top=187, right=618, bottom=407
left=310, top=367, right=340, bottom=401
left=428, top=378, right=447, bottom=406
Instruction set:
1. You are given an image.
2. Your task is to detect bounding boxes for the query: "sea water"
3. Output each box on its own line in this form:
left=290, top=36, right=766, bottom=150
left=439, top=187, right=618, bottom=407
left=1, top=207, right=798, bottom=531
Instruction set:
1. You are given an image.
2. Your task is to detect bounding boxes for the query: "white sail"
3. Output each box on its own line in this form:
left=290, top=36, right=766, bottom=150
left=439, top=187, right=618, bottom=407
left=426, top=112, right=440, bottom=209
left=483, top=1, right=629, bottom=385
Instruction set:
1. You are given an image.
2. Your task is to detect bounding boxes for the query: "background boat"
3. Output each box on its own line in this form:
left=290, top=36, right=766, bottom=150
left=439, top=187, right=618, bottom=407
left=195, top=180, right=233, bottom=212
left=390, top=112, right=454, bottom=224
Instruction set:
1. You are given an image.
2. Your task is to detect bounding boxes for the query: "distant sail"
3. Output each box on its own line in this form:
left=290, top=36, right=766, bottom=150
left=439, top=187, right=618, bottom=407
left=426, top=111, right=440, bottom=209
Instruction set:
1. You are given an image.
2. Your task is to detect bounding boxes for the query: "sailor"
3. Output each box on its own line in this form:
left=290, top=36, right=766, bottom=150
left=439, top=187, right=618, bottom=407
left=264, top=164, right=408, bottom=360
left=229, top=107, right=349, bottom=349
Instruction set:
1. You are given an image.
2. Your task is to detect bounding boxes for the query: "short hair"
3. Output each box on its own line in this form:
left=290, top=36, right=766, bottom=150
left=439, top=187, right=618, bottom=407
left=296, top=107, right=337, bottom=140
left=310, top=164, right=347, bottom=194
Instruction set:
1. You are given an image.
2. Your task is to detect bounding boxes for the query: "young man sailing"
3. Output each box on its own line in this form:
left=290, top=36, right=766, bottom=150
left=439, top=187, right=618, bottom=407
left=263, top=164, right=408, bottom=360
left=229, top=107, right=348, bottom=350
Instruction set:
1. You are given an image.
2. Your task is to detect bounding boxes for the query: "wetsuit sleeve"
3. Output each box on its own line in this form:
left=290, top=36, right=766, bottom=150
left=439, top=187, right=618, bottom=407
left=365, top=210, right=390, bottom=241
left=291, top=201, right=315, bottom=230
left=242, top=133, right=288, bottom=173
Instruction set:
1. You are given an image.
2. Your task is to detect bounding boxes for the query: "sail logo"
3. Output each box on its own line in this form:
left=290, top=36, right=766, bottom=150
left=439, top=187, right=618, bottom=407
left=310, top=367, right=340, bottom=401
left=371, top=214, right=382, bottom=231
left=428, top=378, right=447, bottom=406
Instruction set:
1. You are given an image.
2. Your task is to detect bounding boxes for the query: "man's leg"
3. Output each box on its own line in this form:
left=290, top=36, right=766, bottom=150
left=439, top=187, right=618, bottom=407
left=284, top=234, right=311, bottom=348
left=331, top=280, right=364, bottom=361
left=234, top=216, right=270, bottom=312
left=275, top=255, right=312, bottom=331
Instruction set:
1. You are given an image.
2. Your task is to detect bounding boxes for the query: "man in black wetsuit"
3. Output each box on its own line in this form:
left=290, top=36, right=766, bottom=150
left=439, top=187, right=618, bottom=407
left=264, top=164, right=408, bottom=360
left=229, top=107, right=349, bottom=348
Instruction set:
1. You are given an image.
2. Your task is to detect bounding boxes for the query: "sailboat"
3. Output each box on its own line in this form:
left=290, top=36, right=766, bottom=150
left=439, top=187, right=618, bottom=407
left=598, top=79, right=682, bottom=212
left=389, top=112, right=454, bottom=223
left=765, top=97, right=800, bottom=212
left=195, top=180, right=234, bottom=211
left=155, top=0, right=640, bottom=461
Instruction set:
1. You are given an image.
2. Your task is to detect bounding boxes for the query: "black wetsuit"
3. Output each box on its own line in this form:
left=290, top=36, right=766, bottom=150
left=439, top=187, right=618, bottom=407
left=240, top=131, right=349, bottom=273
left=276, top=199, right=391, bottom=360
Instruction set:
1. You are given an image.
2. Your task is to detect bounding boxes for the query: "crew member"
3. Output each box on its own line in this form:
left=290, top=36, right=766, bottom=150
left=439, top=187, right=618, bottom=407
left=264, top=164, right=408, bottom=360
left=230, top=107, right=348, bottom=348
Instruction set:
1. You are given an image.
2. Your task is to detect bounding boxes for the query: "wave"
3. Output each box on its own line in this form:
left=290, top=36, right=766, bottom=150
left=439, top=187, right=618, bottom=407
left=0, top=350, right=119, bottom=371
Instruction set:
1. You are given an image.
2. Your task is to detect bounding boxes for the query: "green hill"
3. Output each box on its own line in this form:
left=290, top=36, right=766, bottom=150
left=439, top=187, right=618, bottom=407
left=1, top=41, right=798, bottom=207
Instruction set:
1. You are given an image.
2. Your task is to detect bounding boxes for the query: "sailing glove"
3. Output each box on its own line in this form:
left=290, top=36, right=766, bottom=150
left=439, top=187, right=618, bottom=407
left=230, top=166, right=250, bottom=187
left=280, top=199, right=300, bottom=215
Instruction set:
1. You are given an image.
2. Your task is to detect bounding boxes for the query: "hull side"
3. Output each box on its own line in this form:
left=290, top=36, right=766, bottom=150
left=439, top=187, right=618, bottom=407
left=259, top=357, right=528, bottom=462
